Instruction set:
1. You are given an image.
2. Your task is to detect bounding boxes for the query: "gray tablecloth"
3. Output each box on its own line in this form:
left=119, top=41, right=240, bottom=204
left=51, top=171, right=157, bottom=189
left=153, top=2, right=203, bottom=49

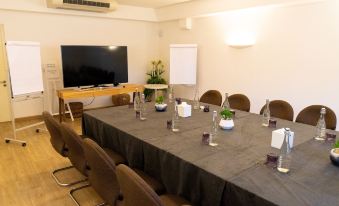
left=82, top=102, right=339, bottom=206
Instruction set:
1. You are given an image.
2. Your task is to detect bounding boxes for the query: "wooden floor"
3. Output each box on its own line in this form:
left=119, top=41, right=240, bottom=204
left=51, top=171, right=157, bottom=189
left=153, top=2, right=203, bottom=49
left=0, top=116, right=103, bottom=206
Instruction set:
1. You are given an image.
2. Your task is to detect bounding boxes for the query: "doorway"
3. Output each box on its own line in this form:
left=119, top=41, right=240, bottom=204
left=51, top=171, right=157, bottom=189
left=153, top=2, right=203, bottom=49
left=0, top=24, right=11, bottom=122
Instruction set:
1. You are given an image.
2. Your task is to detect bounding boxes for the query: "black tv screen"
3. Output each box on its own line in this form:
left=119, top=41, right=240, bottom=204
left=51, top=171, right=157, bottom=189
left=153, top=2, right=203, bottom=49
left=61, top=45, right=128, bottom=87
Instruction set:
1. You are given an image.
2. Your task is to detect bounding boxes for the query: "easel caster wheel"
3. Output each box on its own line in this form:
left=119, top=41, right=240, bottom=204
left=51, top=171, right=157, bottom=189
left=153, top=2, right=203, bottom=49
left=36, top=129, right=40, bottom=133
left=22, top=143, right=26, bottom=147
left=5, top=140, right=10, bottom=143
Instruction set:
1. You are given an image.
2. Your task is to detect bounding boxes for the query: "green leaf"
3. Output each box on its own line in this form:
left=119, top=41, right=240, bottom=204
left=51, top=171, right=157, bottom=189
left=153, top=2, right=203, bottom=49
left=155, top=96, right=164, bottom=104
left=334, top=140, right=339, bottom=148
left=220, top=109, right=233, bottom=120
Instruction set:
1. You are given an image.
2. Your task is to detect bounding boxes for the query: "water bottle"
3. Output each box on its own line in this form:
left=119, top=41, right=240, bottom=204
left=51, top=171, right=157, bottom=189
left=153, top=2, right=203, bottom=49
left=139, top=94, right=147, bottom=121
left=172, top=102, right=180, bottom=132
left=210, top=111, right=218, bottom=137
left=168, top=85, right=174, bottom=103
left=262, top=99, right=270, bottom=127
left=315, top=108, right=326, bottom=141
left=193, top=88, right=200, bottom=110
left=277, top=128, right=292, bottom=173
left=134, top=89, right=141, bottom=111
left=221, top=93, right=230, bottom=110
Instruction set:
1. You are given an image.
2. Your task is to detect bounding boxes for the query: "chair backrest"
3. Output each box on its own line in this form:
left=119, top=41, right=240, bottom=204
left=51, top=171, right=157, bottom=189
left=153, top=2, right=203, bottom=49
left=60, top=123, right=87, bottom=175
left=228, top=94, right=251, bottom=112
left=112, top=94, right=130, bottom=107
left=260, top=100, right=294, bottom=121
left=200, top=90, right=222, bottom=106
left=82, top=138, right=120, bottom=206
left=296, top=105, right=337, bottom=130
left=116, top=164, right=163, bottom=206
left=42, top=111, right=67, bottom=156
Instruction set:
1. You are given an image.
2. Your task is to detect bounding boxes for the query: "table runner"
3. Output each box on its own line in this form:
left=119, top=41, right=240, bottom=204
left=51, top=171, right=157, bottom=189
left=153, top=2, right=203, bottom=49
left=82, top=102, right=337, bottom=206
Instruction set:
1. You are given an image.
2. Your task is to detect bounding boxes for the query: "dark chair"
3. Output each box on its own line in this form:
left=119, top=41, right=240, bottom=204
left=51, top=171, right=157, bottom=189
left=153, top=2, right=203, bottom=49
left=42, top=111, right=86, bottom=187
left=60, top=122, right=88, bottom=178
left=112, top=94, right=130, bottom=107
left=61, top=123, right=127, bottom=206
left=116, top=164, right=191, bottom=206
left=200, top=90, right=222, bottom=106
left=82, top=138, right=121, bottom=206
left=296, top=105, right=337, bottom=130
left=259, top=100, right=294, bottom=121
left=228, top=94, right=251, bottom=112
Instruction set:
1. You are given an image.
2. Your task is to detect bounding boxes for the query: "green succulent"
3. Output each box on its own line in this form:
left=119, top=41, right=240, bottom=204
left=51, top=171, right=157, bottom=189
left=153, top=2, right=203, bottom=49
left=334, top=140, right=339, bottom=148
left=155, top=96, right=164, bottom=104
left=220, top=109, right=233, bottom=120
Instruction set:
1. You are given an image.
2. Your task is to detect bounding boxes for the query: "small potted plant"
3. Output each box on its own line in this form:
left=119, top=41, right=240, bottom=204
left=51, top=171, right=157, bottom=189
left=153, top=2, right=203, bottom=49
left=330, top=140, right=339, bottom=166
left=219, top=109, right=234, bottom=130
left=155, top=96, right=167, bottom=112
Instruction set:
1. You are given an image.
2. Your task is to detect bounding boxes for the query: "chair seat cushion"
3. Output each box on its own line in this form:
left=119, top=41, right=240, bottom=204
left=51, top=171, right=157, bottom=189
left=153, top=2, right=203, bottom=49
left=103, top=148, right=126, bottom=165
left=160, top=194, right=191, bottom=206
left=134, top=169, right=165, bottom=195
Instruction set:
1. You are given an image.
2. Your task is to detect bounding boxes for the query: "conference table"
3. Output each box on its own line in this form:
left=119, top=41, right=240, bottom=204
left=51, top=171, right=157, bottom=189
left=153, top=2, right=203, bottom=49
left=82, top=101, right=339, bottom=206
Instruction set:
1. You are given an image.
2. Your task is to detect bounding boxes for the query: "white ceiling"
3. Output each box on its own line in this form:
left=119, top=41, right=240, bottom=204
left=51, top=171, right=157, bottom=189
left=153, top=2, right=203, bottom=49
left=117, top=0, right=193, bottom=8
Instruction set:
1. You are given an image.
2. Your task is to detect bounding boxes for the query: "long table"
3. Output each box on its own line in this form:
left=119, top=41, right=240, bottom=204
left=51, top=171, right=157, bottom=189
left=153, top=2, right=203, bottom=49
left=82, top=102, right=339, bottom=206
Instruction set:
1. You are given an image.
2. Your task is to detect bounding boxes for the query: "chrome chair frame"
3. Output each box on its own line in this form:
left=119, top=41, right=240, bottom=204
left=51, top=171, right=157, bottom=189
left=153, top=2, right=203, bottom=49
left=52, top=165, right=88, bottom=187
left=69, top=183, right=106, bottom=206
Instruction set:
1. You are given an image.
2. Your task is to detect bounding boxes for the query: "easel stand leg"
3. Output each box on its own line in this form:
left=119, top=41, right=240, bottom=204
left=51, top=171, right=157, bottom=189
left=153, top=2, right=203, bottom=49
left=4, top=111, right=27, bottom=147
left=5, top=96, right=45, bottom=147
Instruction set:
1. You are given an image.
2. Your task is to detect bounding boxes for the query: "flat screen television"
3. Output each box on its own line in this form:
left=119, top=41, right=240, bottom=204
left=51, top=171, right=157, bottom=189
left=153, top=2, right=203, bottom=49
left=61, top=45, right=128, bottom=87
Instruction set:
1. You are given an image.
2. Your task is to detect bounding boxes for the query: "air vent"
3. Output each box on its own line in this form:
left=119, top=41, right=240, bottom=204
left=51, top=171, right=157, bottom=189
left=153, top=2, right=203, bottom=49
left=46, top=0, right=117, bottom=13
left=62, top=0, right=110, bottom=8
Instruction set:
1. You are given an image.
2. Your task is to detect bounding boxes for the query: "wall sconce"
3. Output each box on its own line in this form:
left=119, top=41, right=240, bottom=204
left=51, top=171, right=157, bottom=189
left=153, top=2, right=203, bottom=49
left=226, top=32, right=256, bottom=48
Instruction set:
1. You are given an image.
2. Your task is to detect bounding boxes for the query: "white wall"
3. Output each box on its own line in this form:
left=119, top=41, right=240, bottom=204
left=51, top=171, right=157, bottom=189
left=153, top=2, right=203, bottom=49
left=0, top=9, right=159, bottom=117
left=159, top=0, right=339, bottom=128
left=155, top=0, right=327, bottom=21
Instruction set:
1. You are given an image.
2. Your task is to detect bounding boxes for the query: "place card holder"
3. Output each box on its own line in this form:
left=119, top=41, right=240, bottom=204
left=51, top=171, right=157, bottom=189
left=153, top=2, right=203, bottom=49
left=202, top=132, right=210, bottom=145
left=265, top=153, right=278, bottom=168
left=136, top=111, right=140, bottom=119
left=203, top=105, right=210, bottom=112
left=326, top=133, right=337, bottom=142
left=167, top=120, right=172, bottom=129
left=268, top=119, right=277, bottom=128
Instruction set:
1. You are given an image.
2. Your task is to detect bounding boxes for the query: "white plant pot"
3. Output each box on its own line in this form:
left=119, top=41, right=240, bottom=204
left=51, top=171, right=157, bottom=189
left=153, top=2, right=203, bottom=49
left=330, top=148, right=339, bottom=167
left=155, top=103, right=167, bottom=112
left=219, top=119, right=234, bottom=130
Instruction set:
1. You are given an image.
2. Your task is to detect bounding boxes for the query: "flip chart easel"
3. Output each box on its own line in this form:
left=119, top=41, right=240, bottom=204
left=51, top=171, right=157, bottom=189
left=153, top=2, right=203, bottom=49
left=4, top=41, right=45, bottom=147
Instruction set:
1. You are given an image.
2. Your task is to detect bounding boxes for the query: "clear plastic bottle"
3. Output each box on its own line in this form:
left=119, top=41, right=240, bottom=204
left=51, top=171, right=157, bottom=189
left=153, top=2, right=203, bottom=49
left=277, top=128, right=292, bottom=173
left=315, top=108, right=326, bottom=141
left=193, top=88, right=200, bottom=110
left=211, top=111, right=218, bottom=136
left=209, top=111, right=219, bottom=146
left=168, top=85, right=174, bottom=103
left=139, top=94, right=147, bottom=121
left=172, top=102, right=180, bottom=132
left=221, top=93, right=230, bottom=110
left=262, top=99, right=270, bottom=127
left=133, top=88, right=141, bottom=112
